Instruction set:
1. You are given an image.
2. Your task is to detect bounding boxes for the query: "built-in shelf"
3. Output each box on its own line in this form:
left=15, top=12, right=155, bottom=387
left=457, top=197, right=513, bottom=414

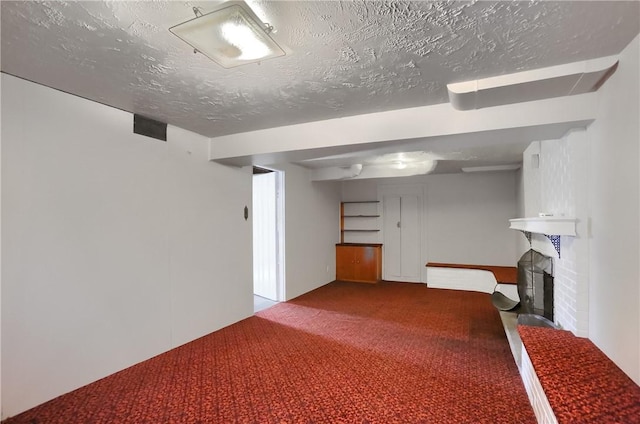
left=509, top=217, right=577, bottom=258
left=343, top=215, right=380, bottom=218
left=341, top=229, right=380, bottom=232
left=340, top=201, right=380, bottom=243
left=342, top=201, right=380, bottom=204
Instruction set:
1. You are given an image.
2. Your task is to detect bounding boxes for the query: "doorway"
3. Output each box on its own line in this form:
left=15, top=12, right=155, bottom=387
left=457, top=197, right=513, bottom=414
left=379, top=186, right=423, bottom=283
left=252, top=167, right=285, bottom=305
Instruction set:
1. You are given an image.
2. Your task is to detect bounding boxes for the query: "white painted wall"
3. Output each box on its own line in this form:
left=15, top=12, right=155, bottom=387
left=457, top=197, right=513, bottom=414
left=342, top=172, right=519, bottom=284
left=1, top=74, right=253, bottom=418
left=165, top=127, right=253, bottom=348
left=586, top=34, right=639, bottom=384
left=425, top=172, right=518, bottom=267
left=271, top=163, right=341, bottom=300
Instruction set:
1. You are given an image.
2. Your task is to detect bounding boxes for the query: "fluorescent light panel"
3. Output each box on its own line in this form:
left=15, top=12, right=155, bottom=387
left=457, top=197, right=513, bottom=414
left=169, top=2, right=285, bottom=68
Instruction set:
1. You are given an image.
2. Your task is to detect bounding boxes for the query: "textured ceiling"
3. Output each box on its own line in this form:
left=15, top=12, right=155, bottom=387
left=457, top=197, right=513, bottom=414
left=2, top=1, right=639, bottom=140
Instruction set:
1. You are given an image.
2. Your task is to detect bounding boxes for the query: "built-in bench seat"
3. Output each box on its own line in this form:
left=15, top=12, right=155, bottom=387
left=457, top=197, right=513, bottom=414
left=426, top=262, right=517, bottom=284
left=518, top=325, right=640, bottom=423
left=426, top=262, right=519, bottom=299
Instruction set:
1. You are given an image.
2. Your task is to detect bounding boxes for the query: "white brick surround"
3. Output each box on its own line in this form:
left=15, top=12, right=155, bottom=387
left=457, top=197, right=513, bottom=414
left=522, top=130, right=589, bottom=337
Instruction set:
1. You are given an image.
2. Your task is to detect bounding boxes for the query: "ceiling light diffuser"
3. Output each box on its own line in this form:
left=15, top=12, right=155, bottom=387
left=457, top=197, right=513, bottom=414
left=169, top=1, right=285, bottom=68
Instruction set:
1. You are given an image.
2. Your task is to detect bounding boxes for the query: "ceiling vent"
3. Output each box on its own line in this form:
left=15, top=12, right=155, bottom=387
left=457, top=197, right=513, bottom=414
left=134, top=114, right=167, bottom=141
left=447, top=55, right=618, bottom=110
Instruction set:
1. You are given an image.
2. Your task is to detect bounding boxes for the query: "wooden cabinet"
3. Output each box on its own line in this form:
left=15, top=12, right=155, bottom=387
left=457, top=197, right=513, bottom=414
left=336, top=243, right=382, bottom=284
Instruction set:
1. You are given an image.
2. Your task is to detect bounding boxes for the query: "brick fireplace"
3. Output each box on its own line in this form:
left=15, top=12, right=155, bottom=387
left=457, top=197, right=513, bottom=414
left=519, top=130, right=589, bottom=337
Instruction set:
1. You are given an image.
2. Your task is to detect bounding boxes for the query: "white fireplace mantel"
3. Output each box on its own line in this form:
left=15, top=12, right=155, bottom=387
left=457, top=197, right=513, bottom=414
left=509, top=217, right=577, bottom=236
left=509, top=217, right=577, bottom=258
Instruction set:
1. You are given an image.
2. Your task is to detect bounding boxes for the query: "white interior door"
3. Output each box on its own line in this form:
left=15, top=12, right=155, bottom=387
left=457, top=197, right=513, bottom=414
left=399, top=195, right=421, bottom=281
left=382, top=192, right=422, bottom=282
left=383, top=196, right=402, bottom=279
left=253, top=172, right=278, bottom=300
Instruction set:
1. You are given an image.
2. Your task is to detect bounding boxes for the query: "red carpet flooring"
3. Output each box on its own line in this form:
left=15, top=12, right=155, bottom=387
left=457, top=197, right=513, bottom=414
left=519, top=325, right=640, bottom=423
left=4, top=281, right=535, bottom=423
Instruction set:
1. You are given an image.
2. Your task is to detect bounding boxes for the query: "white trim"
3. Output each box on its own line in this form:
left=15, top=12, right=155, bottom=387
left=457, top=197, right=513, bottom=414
left=275, top=169, right=286, bottom=302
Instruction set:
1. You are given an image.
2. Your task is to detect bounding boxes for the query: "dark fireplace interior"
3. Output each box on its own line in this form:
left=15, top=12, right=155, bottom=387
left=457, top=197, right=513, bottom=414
left=517, top=249, right=554, bottom=321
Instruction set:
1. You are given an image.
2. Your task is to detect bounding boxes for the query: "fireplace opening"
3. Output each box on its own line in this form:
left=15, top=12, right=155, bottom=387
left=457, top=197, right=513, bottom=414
left=492, top=249, right=555, bottom=324
left=517, top=249, right=554, bottom=321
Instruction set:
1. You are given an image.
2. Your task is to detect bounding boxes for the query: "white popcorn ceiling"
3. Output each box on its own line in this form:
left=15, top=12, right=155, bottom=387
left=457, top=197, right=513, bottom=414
left=1, top=1, right=639, bottom=140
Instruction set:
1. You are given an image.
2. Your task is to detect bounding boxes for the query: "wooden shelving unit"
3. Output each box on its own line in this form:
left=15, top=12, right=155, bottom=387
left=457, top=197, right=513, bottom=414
left=339, top=201, right=380, bottom=244
left=337, top=201, right=383, bottom=283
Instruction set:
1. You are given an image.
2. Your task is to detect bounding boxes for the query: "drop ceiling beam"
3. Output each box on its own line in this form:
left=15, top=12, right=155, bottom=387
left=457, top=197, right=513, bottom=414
left=209, top=92, right=597, bottom=166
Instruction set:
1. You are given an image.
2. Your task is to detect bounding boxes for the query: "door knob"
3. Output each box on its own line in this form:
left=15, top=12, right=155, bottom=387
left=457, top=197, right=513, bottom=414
left=397, top=221, right=401, bottom=228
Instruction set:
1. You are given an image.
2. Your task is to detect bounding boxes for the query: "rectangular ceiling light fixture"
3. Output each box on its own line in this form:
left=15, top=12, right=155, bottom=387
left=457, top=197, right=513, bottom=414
left=169, top=1, right=285, bottom=69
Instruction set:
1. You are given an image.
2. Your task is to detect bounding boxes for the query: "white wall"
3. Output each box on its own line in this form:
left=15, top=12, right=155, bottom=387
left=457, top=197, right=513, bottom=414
left=586, top=34, right=639, bottom=383
left=425, top=172, right=518, bottom=267
left=166, top=128, right=253, bottom=347
left=1, top=74, right=253, bottom=418
left=271, top=163, right=341, bottom=300
left=342, top=172, right=519, bottom=283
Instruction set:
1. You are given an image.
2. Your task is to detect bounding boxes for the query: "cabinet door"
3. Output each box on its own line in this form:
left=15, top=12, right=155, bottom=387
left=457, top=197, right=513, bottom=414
left=336, top=246, right=356, bottom=281
left=337, top=245, right=381, bottom=283
left=354, top=246, right=381, bottom=283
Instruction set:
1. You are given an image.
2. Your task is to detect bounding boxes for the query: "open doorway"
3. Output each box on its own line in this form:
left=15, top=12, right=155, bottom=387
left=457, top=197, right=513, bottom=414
left=252, top=167, right=285, bottom=312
